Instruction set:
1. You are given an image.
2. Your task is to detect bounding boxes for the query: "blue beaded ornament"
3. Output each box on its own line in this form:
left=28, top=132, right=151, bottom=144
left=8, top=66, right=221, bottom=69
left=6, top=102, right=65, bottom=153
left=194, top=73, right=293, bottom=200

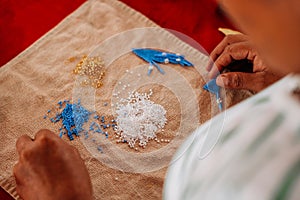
left=132, top=48, right=193, bottom=75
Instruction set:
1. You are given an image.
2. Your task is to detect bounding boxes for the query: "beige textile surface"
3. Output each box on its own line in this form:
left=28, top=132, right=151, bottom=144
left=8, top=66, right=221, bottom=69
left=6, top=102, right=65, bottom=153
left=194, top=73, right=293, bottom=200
left=0, top=0, right=251, bottom=199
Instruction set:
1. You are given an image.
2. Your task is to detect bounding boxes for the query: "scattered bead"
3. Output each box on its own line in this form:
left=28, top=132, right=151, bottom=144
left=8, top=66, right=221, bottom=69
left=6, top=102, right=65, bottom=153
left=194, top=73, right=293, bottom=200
left=97, top=146, right=103, bottom=153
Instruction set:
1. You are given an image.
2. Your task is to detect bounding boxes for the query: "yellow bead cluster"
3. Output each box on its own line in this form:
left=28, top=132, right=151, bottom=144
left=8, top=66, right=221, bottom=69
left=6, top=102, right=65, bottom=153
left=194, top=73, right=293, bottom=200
left=73, top=55, right=106, bottom=88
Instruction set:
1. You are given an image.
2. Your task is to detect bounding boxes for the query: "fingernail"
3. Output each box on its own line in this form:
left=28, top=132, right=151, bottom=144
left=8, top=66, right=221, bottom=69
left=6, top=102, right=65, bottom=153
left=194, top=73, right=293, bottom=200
left=216, top=75, right=228, bottom=87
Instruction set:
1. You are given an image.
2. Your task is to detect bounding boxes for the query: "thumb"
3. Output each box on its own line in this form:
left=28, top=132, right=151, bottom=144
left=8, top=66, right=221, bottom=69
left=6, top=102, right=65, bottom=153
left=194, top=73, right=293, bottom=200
left=216, top=72, right=265, bottom=92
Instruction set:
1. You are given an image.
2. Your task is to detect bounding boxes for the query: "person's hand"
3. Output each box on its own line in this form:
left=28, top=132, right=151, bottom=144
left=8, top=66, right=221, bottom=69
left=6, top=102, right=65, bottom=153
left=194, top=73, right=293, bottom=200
left=13, top=129, right=93, bottom=200
left=207, top=34, right=283, bottom=92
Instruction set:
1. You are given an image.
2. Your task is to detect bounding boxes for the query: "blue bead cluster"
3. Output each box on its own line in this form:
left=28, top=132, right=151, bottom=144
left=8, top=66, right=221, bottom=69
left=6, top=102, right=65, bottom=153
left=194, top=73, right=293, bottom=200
left=44, top=100, right=117, bottom=153
left=45, top=100, right=92, bottom=140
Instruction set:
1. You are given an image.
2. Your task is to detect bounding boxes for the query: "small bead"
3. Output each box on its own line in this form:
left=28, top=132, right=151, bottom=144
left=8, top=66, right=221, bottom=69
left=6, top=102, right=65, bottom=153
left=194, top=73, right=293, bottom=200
left=164, top=58, right=169, bottom=64
left=176, top=58, right=181, bottom=62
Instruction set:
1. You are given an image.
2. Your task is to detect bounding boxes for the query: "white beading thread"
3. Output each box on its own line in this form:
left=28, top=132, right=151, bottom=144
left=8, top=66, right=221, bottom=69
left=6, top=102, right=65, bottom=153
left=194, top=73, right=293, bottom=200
left=115, top=90, right=167, bottom=148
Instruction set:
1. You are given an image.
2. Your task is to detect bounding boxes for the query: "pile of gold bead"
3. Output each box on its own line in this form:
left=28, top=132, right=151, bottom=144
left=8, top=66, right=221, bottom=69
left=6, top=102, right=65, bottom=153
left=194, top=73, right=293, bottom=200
left=73, top=55, right=106, bottom=88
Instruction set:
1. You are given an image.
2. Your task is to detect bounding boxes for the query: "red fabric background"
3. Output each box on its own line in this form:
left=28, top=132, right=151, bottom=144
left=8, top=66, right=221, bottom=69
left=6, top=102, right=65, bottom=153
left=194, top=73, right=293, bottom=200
left=0, top=0, right=233, bottom=199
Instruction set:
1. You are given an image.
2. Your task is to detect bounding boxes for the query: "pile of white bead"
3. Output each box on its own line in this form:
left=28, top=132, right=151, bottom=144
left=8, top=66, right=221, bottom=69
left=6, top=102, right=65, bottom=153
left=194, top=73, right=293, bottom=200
left=115, top=89, right=167, bottom=148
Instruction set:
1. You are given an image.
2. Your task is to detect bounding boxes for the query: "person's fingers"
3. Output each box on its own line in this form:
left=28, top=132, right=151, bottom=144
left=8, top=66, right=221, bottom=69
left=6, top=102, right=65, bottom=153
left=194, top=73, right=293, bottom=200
left=208, top=42, right=257, bottom=79
left=34, top=129, right=58, bottom=141
left=207, top=34, right=249, bottom=71
left=216, top=71, right=266, bottom=92
left=16, top=135, right=32, bottom=155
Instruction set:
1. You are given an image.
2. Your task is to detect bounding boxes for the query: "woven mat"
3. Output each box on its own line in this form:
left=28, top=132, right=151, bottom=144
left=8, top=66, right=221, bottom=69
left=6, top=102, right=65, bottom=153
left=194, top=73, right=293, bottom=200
left=0, top=0, right=251, bottom=199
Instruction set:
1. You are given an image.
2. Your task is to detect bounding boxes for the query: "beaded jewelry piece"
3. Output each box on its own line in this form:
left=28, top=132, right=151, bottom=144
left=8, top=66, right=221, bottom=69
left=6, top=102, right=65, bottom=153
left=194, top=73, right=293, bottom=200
left=114, top=90, right=167, bottom=148
left=132, top=48, right=194, bottom=75
left=73, top=55, right=105, bottom=88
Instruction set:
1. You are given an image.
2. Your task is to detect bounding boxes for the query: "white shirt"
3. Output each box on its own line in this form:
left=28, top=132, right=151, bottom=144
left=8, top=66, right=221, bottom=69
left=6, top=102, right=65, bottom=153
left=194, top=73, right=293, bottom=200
left=164, top=74, right=300, bottom=200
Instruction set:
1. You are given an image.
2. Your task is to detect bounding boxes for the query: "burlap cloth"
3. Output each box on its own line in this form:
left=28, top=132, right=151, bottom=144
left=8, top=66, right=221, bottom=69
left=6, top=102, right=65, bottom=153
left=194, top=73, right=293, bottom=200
left=0, top=0, right=251, bottom=199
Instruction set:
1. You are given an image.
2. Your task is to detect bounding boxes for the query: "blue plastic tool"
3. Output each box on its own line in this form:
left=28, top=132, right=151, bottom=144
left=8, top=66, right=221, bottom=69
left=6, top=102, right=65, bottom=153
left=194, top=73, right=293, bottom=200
left=203, top=79, right=223, bottom=111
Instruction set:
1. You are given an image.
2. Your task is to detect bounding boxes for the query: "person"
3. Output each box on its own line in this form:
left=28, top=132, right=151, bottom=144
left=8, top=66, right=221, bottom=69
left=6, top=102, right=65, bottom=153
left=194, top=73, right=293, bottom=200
left=13, top=0, right=300, bottom=199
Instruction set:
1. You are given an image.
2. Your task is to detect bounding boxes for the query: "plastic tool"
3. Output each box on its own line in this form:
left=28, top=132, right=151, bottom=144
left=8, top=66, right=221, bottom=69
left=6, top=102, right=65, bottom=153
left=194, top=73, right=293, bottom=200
left=203, top=79, right=223, bottom=111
